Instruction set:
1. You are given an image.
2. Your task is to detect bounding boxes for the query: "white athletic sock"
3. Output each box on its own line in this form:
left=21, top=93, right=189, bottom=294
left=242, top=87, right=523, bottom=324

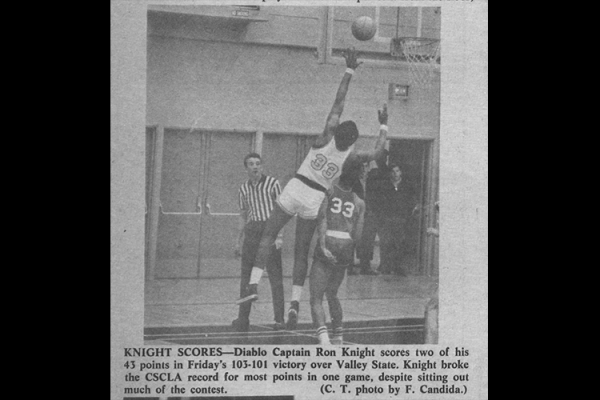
left=317, top=326, right=330, bottom=345
left=291, top=285, right=303, bottom=303
left=249, top=267, right=264, bottom=285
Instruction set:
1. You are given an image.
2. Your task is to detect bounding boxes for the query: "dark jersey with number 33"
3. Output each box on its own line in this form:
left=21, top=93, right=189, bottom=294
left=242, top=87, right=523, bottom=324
left=314, top=184, right=360, bottom=267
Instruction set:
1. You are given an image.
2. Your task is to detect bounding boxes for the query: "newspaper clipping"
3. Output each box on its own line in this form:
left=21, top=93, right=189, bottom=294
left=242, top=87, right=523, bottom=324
left=111, top=1, right=488, bottom=399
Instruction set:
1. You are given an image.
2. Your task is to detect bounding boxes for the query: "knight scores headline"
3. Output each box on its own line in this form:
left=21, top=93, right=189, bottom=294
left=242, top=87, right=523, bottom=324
left=124, top=346, right=411, bottom=359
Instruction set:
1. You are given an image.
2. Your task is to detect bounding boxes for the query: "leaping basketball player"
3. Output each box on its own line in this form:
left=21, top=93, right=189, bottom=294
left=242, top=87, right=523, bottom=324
left=236, top=47, right=390, bottom=331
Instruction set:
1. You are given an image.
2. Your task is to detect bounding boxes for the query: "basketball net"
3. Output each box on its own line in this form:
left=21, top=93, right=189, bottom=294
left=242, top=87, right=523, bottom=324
left=391, top=37, right=440, bottom=87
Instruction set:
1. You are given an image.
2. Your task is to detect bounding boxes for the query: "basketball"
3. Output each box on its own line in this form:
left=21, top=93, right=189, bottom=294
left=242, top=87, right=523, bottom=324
left=351, top=16, right=377, bottom=41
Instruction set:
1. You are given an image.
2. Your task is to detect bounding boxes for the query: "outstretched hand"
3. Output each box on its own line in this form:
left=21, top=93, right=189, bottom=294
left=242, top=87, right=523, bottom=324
left=343, top=47, right=363, bottom=70
left=378, top=103, right=388, bottom=125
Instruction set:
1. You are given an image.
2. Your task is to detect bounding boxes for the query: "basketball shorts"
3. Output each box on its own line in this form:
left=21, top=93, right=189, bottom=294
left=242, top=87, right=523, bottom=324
left=277, top=177, right=326, bottom=220
left=314, top=233, right=355, bottom=267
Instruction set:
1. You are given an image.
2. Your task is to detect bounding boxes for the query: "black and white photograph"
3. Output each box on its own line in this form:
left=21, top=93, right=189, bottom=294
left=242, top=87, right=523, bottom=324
left=141, top=4, right=440, bottom=346
left=111, top=1, right=487, bottom=399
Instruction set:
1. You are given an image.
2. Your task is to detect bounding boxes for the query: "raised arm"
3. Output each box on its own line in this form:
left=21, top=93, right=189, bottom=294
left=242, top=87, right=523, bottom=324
left=354, top=103, right=389, bottom=163
left=315, top=48, right=363, bottom=148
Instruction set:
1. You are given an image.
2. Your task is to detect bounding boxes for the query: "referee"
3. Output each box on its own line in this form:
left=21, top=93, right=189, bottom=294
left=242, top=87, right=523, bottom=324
left=233, top=152, right=285, bottom=332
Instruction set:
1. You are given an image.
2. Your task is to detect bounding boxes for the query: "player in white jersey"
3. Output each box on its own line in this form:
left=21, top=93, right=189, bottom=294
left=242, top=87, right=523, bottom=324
left=237, top=47, right=391, bottom=331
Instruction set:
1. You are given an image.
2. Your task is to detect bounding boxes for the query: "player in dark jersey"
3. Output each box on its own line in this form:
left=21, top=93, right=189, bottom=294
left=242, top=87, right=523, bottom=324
left=309, top=155, right=365, bottom=345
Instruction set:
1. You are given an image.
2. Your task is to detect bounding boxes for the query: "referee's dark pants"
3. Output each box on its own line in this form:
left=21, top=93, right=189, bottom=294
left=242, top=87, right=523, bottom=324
left=357, top=208, right=378, bottom=266
left=239, top=221, right=284, bottom=324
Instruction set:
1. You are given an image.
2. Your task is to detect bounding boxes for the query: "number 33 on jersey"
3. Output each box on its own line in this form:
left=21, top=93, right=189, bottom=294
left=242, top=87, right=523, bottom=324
left=330, top=197, right=355, bottom=217
left=296, top=138, right=355, bottom=191
left=324, top=184, right=361, bottom=238
left=311, top=154, right=340, bottom=180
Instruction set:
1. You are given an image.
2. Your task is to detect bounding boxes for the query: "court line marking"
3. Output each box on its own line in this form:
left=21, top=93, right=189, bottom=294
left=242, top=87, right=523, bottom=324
left=145, top=327, right=424, bottom=343
left=145, top=331, right=314, bottom=339
left=145, top=322, right=424, bottom=334
left=145, top=324, right=423, bottom=337
left=145, top=327, right=423, bottom=338
left=145, top=296, right=431, bottom=307
left=145, top=323, right=424, bottom=336
left=145, top=319, right=424, bottom=330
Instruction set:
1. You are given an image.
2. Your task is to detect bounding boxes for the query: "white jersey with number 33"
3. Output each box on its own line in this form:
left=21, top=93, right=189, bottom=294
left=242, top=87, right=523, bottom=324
left=296, top=138, right=355, bottom=190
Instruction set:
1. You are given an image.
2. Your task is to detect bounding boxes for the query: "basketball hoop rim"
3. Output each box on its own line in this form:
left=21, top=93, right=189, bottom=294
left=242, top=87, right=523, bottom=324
left=391, top=36, right=441, bottom=68
left=393, top=37, right=440, bottom=46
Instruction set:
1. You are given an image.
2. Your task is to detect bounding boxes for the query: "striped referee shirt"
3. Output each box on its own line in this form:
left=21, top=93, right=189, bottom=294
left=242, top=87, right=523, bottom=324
left=239, top=175, right=281, bottom=222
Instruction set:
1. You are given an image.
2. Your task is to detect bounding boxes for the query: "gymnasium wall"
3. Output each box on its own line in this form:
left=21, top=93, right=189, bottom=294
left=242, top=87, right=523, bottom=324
left=147, top=6, right=440, bottom=55
left=146, top=9, right=440, bottom=139
left=145, top=7, right=440, bottom=278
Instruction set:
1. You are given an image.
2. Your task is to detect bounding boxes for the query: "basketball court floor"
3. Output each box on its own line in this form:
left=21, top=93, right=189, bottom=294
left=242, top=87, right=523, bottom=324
left=144, top=254, right=437, bottom=345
